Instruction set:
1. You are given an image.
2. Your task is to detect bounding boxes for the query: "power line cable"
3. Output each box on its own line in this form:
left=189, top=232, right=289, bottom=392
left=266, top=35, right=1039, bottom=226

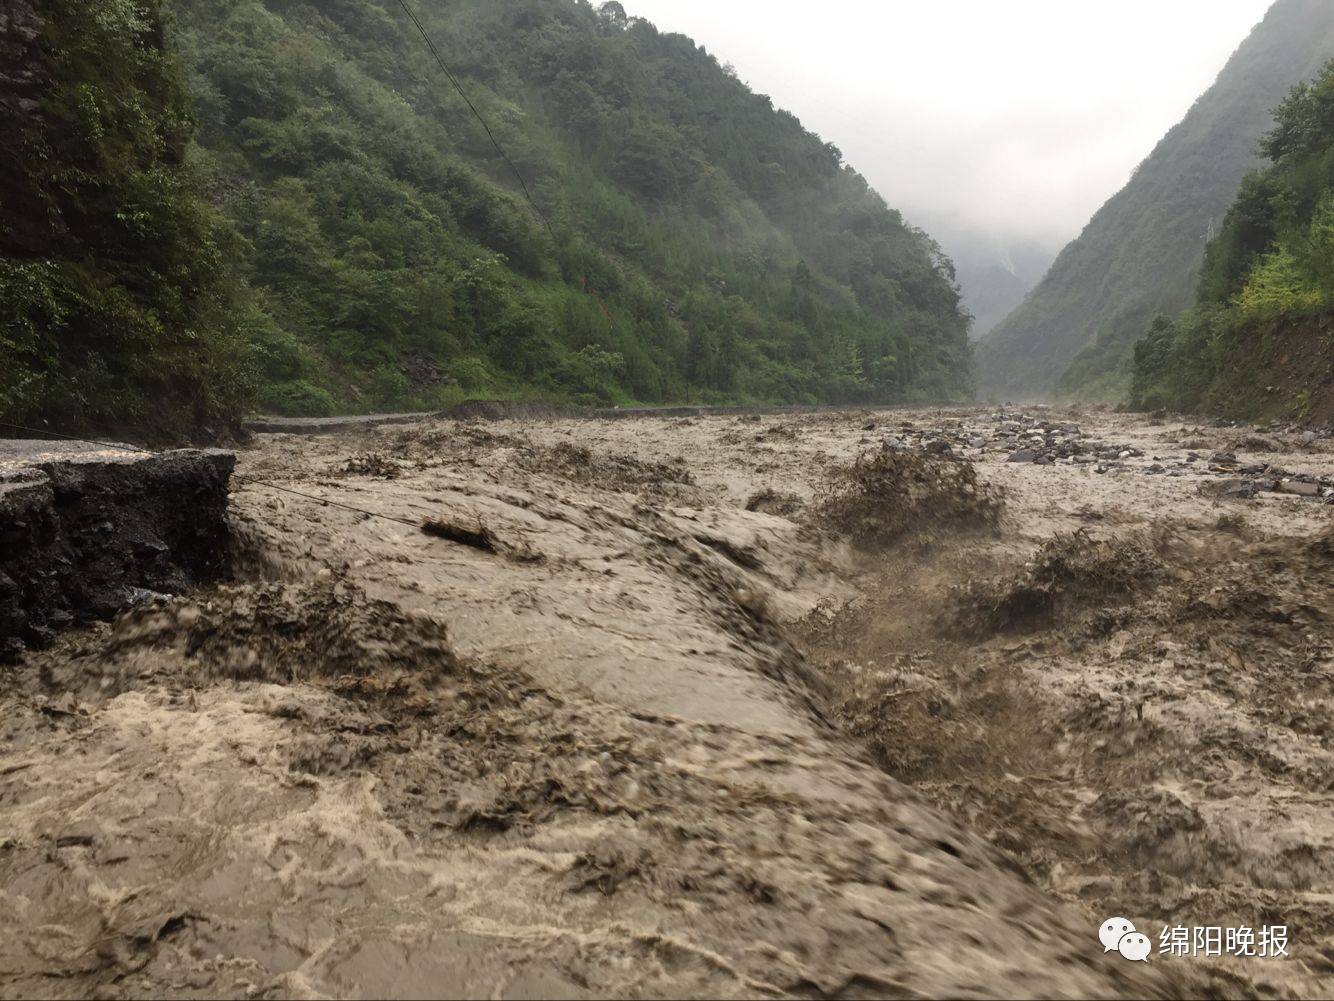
left=393, top=0, right=614, bottom=328
left=394, top=0, right=555, bottom=241
left=0, top=422, right=154, bottom=457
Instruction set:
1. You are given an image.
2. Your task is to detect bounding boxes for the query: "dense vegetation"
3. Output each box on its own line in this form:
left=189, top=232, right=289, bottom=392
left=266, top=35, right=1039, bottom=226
left=0, top=0, right=257, bottom=435
left=976, top=0, right=1334, bottom=402
left=1, top=0, right=972, bottom=433
left=179, top=0, right=974, bottom=414
left=1131, top=61, right=1334, bottom=417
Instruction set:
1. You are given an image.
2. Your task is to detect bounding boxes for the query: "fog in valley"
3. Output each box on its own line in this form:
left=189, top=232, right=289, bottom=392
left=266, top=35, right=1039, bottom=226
left=626, top=0, right=1274, bottom=333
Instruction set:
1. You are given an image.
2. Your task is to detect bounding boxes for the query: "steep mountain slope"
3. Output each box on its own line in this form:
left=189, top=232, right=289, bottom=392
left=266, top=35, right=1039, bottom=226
left=958, top=258, right=1043, bottom=341
left=942, top=230, right=1054, bottom=340
left=168, top=0, right=972, bottom=415
left=1132, top=60, right=1334, bottom=423
left=977, top=0, right=1334, bottom=401
left=1, top=0, right=255, bottom=436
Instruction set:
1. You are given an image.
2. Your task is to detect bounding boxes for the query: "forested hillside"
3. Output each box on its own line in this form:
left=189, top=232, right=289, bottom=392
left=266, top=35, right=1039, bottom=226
left=976, top=0, right=1334, bottom=402
left=1, top=0, right=256, bottom=435
left=1131, top=61, right=1334, bottom=422
left=1, top=0, right=972, bottom=433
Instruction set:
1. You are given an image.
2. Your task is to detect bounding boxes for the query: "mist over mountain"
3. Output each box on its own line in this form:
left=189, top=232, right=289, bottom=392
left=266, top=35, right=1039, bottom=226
left=171, top=0, right=973, bottom=416
left=3, top=0, right=974, bottom=434
left=977, top=0, right=1334, bottom=401
left=922, top=224, right=1055, bottom=340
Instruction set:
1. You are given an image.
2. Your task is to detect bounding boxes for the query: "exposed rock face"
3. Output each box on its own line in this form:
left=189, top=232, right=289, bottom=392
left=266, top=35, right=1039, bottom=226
left=0, top=443, right=234, bottom=659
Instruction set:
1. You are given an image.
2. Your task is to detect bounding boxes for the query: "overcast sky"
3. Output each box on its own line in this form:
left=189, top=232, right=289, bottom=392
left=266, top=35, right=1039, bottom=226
left=622, top=0, right=1275, bottom=250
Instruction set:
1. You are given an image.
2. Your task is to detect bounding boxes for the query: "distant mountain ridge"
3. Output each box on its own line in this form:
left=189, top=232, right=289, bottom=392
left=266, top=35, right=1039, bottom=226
left=977, top=0, right=1334, bottom=401
left=937, top=228, right=1054, bottom=340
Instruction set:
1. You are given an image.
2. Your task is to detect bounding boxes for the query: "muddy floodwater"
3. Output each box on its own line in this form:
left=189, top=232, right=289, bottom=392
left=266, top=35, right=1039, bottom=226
left=3, top=406, right=1332, bottom=999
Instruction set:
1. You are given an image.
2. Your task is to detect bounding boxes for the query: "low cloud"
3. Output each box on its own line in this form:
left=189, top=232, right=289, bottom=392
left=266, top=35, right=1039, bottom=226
left=625, top=0, right=1272, bottom=245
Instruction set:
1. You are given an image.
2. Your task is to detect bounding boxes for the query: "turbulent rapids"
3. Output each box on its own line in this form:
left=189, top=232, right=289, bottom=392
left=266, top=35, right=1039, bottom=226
left=2, top=406, right=1332, bottom=999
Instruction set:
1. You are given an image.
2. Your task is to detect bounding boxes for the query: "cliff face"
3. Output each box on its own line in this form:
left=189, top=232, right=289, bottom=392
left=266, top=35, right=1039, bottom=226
left=1205, top=314, right=1334, bottom=426
left=0, top=1, right=45, bottom=134
left=977, top=0, right=1334, bottom=401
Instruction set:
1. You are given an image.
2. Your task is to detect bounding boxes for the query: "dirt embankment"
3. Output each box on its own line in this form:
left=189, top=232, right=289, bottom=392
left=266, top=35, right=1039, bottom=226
left=2, top=407, right=1331, bottom=999
left=1201, top=312, right=1334, bottom=426
left=0, top=444, right=234, bottom=663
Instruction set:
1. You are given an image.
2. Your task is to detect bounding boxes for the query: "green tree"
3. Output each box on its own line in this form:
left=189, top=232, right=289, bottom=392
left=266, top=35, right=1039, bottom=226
left=1, top=0, right=256, bottom=436
left=1131, top=59, right=1334, bottom=417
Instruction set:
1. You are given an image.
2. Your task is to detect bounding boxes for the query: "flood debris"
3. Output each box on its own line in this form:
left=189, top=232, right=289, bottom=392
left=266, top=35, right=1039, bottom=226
left=744, top=487, right=803, bottom=517
left=518, top=440, right=696, bottom=496
left=816, top=449, right=1004, bottom=550
left=421, top=516, right=500, bottom=552
left=951, top=529, right=1169, bottom=634
left=801, top=444, right=1333, bottom=1000
left=877, top=411, right=1334, bottom=499
left=36, top=578, right=458, bottom=703
left=7, top=405, right=1331, bottom=999
left=342, top=451, right=401, bottom=479
left=4, top=560, right=1172, bottom=1000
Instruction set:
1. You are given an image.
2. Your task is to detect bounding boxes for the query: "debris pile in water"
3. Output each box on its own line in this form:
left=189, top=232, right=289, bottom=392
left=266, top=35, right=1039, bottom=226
left=816, top=450, right=1004, bottom=549
left=951, top=529, right=1169, bottom=634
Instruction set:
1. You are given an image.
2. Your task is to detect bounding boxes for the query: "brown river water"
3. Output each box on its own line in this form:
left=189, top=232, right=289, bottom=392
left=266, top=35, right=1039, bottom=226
left=3, top=406, right=1332, bottom=999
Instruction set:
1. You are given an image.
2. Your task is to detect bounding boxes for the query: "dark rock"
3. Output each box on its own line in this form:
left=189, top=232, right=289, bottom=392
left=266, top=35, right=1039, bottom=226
left=23, top=624, right=54, bottom=649
left=1218, top=479, right=1260, bottom=499
left=0, top=607, right=26, bottom=635
left=0, top=446, right=234, bottom=647
left=55, top=823, right=97, bottom=848
left=1007, top=449, right=1039, bottom=463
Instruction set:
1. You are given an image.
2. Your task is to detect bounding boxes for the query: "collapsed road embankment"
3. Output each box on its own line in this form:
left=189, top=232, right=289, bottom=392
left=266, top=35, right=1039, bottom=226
left=0, top=441, right=234, bottom=661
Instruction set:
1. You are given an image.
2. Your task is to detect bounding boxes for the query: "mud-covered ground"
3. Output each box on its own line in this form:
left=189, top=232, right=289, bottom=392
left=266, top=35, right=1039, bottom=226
left=2, top=407, right=1332, bottom=999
